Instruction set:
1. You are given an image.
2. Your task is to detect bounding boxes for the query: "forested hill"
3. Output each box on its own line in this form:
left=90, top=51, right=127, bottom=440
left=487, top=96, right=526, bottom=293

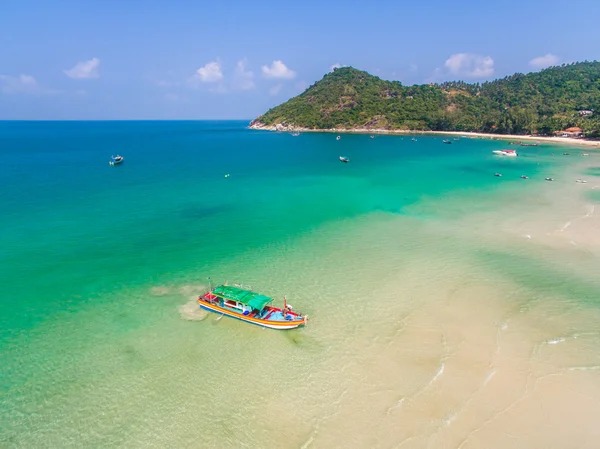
left=251, top=62, right=600, bottom=137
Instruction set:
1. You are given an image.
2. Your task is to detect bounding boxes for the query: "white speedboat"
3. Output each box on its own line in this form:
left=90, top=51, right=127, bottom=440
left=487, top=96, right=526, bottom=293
left=109, top=155, right=124, bottom=166
left=339, top=156, right=349, bottom=163
left=492, top=149, right=517, bottom=157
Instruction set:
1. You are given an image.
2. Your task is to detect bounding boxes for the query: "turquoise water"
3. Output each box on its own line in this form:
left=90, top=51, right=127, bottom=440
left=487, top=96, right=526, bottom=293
left=2, top=122, right=599, bottom=448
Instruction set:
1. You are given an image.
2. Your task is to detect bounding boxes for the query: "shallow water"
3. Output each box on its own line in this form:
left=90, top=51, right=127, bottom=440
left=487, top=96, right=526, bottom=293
left=1, top=122, right=599, bottom=448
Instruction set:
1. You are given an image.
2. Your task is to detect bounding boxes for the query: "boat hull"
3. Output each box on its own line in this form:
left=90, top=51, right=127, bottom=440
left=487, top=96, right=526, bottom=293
left=198, top=299, right=307, bottom=330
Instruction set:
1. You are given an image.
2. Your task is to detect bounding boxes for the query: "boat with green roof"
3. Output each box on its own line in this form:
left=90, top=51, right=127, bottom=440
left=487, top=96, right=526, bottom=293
left=198, top=284, right=307, bottom=330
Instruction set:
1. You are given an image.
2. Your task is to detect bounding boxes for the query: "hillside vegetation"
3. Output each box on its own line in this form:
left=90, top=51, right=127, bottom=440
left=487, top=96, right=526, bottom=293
left=252, top=62, right=600, bottom=137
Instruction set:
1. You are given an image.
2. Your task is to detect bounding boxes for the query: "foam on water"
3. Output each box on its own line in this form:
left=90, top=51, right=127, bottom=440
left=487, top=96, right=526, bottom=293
left=178, top=299, right=209, bottom=321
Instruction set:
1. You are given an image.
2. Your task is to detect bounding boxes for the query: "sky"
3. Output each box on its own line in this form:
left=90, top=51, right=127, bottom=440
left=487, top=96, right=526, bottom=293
left=1, top=0, right=599, bottom=120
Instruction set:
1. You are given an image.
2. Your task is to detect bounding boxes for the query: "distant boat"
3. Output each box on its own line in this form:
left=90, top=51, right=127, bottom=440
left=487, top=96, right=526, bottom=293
left=411, top=137, right=417, bottom=142
left=291, top=132, right=300, bottom=137
left=508, top=141, right=521, bottom=145
left=370, top=135, right=374, bottom=139
left=109, top=155, right=124, bottom=166
left=583, top=153, right=590, bottom=156
left=494, top=173, right=502, bottom=177
left=493, top=149, right=517, bottom=157
left=521, top=175, right=529, bottom=179
left=563, top=152, right=570, bottom=155
left=453, top=138, right=460, bottom=141
left=336, top=135, right=341, bottom=140
left=442, top=140, right=452, bottom=144
left=520, top=142, right=538, bottom=147
left=545, top=177, right=555, bottom=181
left=576, top=179, right=587, bottom=183
left=339, top=156, right=349, bottom=163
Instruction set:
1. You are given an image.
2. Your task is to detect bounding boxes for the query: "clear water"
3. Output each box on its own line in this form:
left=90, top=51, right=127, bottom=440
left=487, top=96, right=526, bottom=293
left=2, top=122, right=599, bottom=448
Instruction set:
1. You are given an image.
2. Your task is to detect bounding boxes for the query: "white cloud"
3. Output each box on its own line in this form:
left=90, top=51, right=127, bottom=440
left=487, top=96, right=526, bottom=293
left=330, top=63, right=342, bottom=72
left=191, top=61, right=223, bottom=83
left=529, top=53, right=560, bottom=70
left=443, top=53, right=495, bottom=78
left=0, top=74, right=38, bottom=93
left=233, top=59, right=255, bottom=90
left=0, top=74, right=58, bottom=95
left=269, top=83, right=283, bottom=96
left=64, top=58, right=100, bottom=79
left=262, top=60, right=296, bottom=79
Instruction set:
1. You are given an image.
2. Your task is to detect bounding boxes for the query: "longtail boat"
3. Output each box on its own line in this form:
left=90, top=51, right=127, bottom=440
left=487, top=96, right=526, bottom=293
left=198, top=284, right=307, bottom=330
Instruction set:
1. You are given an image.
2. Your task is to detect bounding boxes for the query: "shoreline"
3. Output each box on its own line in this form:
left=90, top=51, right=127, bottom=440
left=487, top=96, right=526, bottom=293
left=249, top=123, right=600, bottom=148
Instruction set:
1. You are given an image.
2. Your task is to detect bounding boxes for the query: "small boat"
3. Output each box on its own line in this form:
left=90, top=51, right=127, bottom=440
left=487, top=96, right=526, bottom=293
left=492, top=149, right=518, bottom=157
left=291, top=132, right=300, bottom=137
left=339, top=156, right=349, bottom=163
left=508, top=141, right=521, bottom=145
left=521, top=175, right=529, bottom=179
left=520, top=143, right=538, bottom=147
left=442, top=140, right=452, bottom=144
left=545, top=177, right=555, bottom=181
left=411, top=137, right=417, bottom=142
left=370, top=135, right=374, bottom=139
left=576, top=179, right=587, bottom=183
left=563, top=152, right=570, bottom=155
left=583, top=153, right=590, bottom=156
left=494, top=173, right=502, bottom=177
left=453, top=138, right=460, bottom=141
left=109, top=155, right=124, bottom=166
left=336, top=135, right=341, bottom=141
left=198, top=284, right=307, bottom=330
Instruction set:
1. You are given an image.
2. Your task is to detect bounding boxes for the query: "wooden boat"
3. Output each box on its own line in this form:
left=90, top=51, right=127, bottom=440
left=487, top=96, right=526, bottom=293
left=109, top=155, right=124, bottom=166
left=198, top=284, right=307, bottom=330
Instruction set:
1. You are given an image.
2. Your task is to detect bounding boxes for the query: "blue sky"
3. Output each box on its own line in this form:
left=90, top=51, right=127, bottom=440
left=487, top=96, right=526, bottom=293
left=1, top=0, right=599, bottom=120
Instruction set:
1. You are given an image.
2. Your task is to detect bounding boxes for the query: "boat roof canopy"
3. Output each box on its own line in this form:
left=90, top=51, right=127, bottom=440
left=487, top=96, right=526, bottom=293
left=212, top=285, right=274, bottom=311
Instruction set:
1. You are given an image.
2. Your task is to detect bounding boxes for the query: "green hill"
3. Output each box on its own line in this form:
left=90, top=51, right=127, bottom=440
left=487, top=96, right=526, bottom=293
left=251, top=62, right=600, bottom=137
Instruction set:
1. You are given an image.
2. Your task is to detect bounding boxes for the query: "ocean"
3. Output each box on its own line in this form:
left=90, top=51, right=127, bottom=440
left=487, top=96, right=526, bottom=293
left=1, top=121, right=600, bottom=448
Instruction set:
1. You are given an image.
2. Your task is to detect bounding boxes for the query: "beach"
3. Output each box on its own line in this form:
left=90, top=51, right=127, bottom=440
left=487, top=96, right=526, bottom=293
left=250, top=122, right=600, bottom=148
left=2, top=121, right=600, bottom=448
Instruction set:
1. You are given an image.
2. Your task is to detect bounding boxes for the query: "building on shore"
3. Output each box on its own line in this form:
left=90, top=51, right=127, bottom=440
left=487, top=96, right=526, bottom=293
left=555, top=127, right=583, bottom=138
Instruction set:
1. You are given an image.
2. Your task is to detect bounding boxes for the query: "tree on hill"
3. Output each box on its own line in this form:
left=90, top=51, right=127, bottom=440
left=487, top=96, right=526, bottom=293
left=252, top=62, right=600, bottom=138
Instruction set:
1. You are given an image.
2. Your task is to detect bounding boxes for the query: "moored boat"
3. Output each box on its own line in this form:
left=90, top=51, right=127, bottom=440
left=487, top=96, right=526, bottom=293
left=198, top=284, right=307, bottom=330
left=339, top=156, right=349, bottom=163
left=442, top=139, right=452, bottom=144
left=109, top=155, right=124, bottom=165
left=492, top=149, right=517, bottom=157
